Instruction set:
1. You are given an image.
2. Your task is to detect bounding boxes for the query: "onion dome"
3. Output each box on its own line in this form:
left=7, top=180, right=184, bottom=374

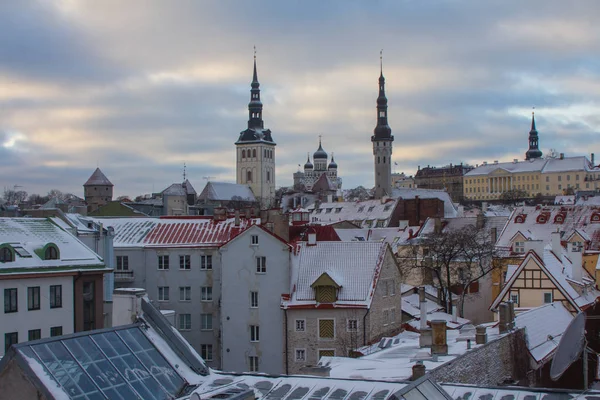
left=313, top=138, right=328, bottom=159
left=304, top=154, right=313, bottom=170
left=328, top=154, right=338, bottom=169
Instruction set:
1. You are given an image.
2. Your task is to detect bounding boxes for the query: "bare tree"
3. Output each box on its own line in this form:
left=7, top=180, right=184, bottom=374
left=3, top=189, right=28, bottom=205
left=345, top=186, right=371, bottom=202
left=499, top=189, right=529, bottom=205
left=399, top=223, right=499, bottom=317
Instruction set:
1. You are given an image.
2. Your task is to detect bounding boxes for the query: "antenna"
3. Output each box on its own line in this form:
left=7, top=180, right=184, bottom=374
left=550, top=312, right=586, bottom=385
left=203, top=176, right=215, bottom=182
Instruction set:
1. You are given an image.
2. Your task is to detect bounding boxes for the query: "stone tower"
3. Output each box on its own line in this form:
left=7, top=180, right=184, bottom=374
left=371, top=57, right=394, bottom=199
left=235, top=54, right=276, bottom=207
left=525, top=111, right=542, bottom=160
left=83, top=167, right=113, bottom=212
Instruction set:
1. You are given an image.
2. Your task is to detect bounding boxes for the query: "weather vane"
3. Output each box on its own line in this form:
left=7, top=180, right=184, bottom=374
left=380, top=49, right=383, bottom=72
left=254, top=45, right=256, bottom=60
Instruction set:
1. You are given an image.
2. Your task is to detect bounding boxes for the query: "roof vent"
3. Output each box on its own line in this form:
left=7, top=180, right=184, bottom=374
left=513, top=159, right=518, bottom=163
left=483, top=161, right=488, bottom=165
left=494, top=160, right=498, bottom=164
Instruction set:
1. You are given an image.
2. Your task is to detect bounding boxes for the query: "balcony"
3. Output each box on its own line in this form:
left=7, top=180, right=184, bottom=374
left=114, top=270, right=135, bottom=282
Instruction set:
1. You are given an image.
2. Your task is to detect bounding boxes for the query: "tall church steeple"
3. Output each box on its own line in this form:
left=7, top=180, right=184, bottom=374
left=525, top=110, right=542, bottom=160
left=235, top=48, right=276, bottom=208
left=372, top=51, right=394, bottom=199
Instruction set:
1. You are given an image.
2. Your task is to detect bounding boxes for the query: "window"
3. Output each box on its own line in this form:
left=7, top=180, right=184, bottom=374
left=0, top=247, right=13, bottom=262
left=546, top=176, right=549, bottom=182
left=391, top=308, right=396, bottom=323
left=295, top=349, right=306, bottom=362
left=256, top=256, right=266, bottom=273
left=558, top=175, right=562, bottom=182
left=50, top=326, right=62, bottom=337
left=200, top=314, right=213, bottom=330
left=383, top=309, right=390, bottom=326
left=201, top=286, right=213, bottom=301
left=201, top=344, right=213, bottom=361
left=4, top=288, right=17, bottom=313
left=318, top=319, right=335, bottom=339
left=50, top=285, right=62, bottom=308
left=249, top=325, right=260, bottom=342
left=179, top=255, right=191, bottom=270
left=249, top=356, right=259, bottom=372
left=252, top=149, right=257, bottom=158
left=514, top=241, right=525, bottom=253
left=347, top=319, right=358, bottom=332
left=357, top=206, right=365, bottom=212
left=179, top=286, right=191, bottom=301
left=267, top=170, right=271, bottom=182
left=27, top=287, right=40, bottom=311
left=251, top=235, right=259, bottom=245
left=318, top=349, right=335, bottom=358
left=200, top=255, right=212, bottom=270
left=250, top=291, right=259, bottom=308
left=295, top=319, right=305, bottom=332
left=567, top=175, right=571, bottom=181
left=158, top=255, right=169, bottom=270
left=158, top=286, right=170, bottom=301
left=5, top=332, right=17, bottom=352
left=247, top=170, right=252, bottom=183
left=242, top=150, right=246, bottom=159
left=28, top=329, right=41, bottom=341
left=178, top=314, right=191, bottom=330
left=544, top=292, right=553, bottom=304
left=44, top=246, right=58, bottom=260
left=510, top=293, right=519, bottom=305
left=116, top=255, right=129, bottom=271
left=368, top=206, right=375, bottom=212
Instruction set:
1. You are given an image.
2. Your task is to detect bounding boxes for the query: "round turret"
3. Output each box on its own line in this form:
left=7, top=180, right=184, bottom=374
left=313, top=140, right=328, bottom=159
left=304, top=154, right=314, bottom=170
left=328, top=155, right=338, bottom=169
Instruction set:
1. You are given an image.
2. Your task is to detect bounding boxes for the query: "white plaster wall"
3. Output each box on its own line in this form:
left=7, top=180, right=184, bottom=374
left=220, top=227, right=290, bottom=374
left=0, top=275, right=74, bottom=356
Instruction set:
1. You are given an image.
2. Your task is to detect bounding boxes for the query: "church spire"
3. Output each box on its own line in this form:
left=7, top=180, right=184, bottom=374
left=248, top=46, right=264, bottom=129
left=372, top=50, right=393, bottom=140
left=525, top=109, right=542, bottom=160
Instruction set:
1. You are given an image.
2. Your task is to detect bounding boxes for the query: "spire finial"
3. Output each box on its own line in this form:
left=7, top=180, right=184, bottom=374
left=183, top=162, right=187, bottom=181
left=254, top=45, right=256, bottom=60
left=380, top=49, right=383, bottom=75
left=531, top=106, right=536, bottom=131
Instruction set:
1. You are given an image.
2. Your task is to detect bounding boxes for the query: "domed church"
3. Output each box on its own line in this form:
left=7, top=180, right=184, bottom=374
left=293, top=138, right=342, bottom=191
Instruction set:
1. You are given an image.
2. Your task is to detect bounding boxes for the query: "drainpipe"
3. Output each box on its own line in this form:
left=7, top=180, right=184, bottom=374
left=284, top=308, right=289, bottom=375
left=362, top=308, right=371, bottom=346
left=73, top=271, right=83, bottom=332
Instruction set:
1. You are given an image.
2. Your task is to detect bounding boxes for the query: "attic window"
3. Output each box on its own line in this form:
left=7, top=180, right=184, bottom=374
left=554, top=214, right=565, bottom=224
left=358, top=206, right=365, bottom=212
left=515, top=215, right=526, bottom=223
left=536, top=215, right=547, bottom=224
left=325, top=208, right=332, bottom=214
left=0, top=247, right=14, bottom=263
left=13, top=246, right=31, bottom=258
left=384, top=205, right=391, bottom=211
left=368, top=206, right=375, bottom=212
left=44, top=245, right=59, bottom=260
left=514, top=241, right=525, bottom=254
left=335, top=207, right=342, bottom=213
left=592, top=213, right=600, bottom=223
left=316, top=286, right=337, bottom=303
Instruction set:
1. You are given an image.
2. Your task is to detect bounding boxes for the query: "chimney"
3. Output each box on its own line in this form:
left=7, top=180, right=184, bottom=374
left=476, top=213, right=485, bottom=229
left=491, top=227, right=498, bottom=244
left=452, top=306, right=458, bottom=324
left=481, top=202, right=488, bottom=213
left=419, top=287, right=427, bottom=331
left=508, top=301, right=515, bottom=330
left=411, top=363, right=426, bottom=380
left=498, top=302, right=515, bottom=334
left=307, top=229, right=317, bottom=246
left=592, top=153, right=596, bottom=166
left=513, top=159, right=518, bottom=163
left=560, top=153, right=564, bottom=160
left=431, top=320, right=448, bottom=355
left=475, top=325, right=487, bottom=344
left=112, top=288, right=147, bottom=327
left=327, top=194, right=333, bottom=203
left=234, top=210, right=240, bottom=227
left=551, top=231, right=562, bottom=255
left=523, top=240, right=544, bottom=258
left=568, top=241, right=583, bottom=283
left=434, top=217, right=442, bottom=234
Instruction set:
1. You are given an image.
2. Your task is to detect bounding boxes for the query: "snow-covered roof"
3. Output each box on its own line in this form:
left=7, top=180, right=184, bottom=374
left=93, top=217, right=260, bottom=248
left=333, top=227, right=416, bottom=245
left=443, top=383, right=600, bottom=399
left=391, top=188, right=458, bottom=218
left=162, top=182, right=189, bottom=196
left=514, top=302, right=573, bottom=365
left=496, top=205, right=600, bottom=251
left=0, top=218, right=105, bottom=272
left=83, top=167, right=113, bottom=186
left=554, top=195, right=575, bottom=205
left=198, top=181, right=256, bottom=202
left=418, top=215, right=508, bottom=243
left=308, top=199, right=398, bottom=228
left=286, top=241, right=388, bottom=307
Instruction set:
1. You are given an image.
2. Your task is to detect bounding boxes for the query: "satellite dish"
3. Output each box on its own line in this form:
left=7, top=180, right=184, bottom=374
left=550, top=312, right=586, bottom=381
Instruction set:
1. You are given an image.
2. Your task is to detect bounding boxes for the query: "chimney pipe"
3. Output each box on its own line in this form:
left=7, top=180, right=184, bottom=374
left=476, top=325, right=487, bottom=345
left=307, top=230, right=317, bottom=246
left=412, top=363, right=426, bottom=380
left=498, top=303, right=510, bottom=334
left=431, top=320, right=448, bottom=355
left=568, top=241, right=583, bottom=283
left=592, top=153, right=596, bottom=166
left=452, top=306, right=458, bottom=324
left=560, top=153, right=564, bottom=160
left=523, top=240, right=544, bottom=258
left=234, top=210, right=240, bottom=227
left=551, top=231, right=562, bottom=255
left=419, top=287, right=427, bottom=330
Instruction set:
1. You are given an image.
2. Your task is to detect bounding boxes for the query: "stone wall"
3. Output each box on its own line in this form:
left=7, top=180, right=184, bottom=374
left=429, top=328, right=529, bottom=386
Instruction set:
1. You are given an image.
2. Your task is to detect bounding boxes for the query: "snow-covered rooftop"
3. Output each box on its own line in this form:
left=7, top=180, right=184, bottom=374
left=465, top=156, right=592, bottom=177
left=83, top=167, right=113, bottom=186
left=391, top=188, right=458, bottom=218
left=198, top=181, right=256, bottom=202
left=308, top=199, right=398, bottom=228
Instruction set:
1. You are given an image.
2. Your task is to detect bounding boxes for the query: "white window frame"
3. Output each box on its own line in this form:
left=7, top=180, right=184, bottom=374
left=318, top=318, right=335, bottom=340
left=383, top=309, right=390, bottom=326
left=178, top=314, right=191, bottom=331
left=158, top=286, right=169, bottom=301
left=179, top=254, right=191, bottom=270
left=248, top=356, right=259, bottom=372
left=116, top=255, right=129, bottom=271
left=543, top=292, right=553, bottom=304
left=179, top=286, right=191, bottom=302
left=295, top=319, right=305, bottom=332
left=200, top=313, right=213, bottom=330
left=200, top=255, right=212, bottom=270
left=510, top=293, right=519, bottom=305
left=201, top=344, right=213, bottom=361
left=250, top=291, right=259, bottom=308
left=347, top=319, right=358, bottom=332
left=514, top=241, right=525, bottom=254
left=250, top=325, right=260, bottom=342
left=256, top=256, right=266, bottom=274
left=295, top=348, right=306, bottom=362
left=158, top=254, right=169, bottom=270
left=251, top=235, right=259, bottom=245
left=201, top=286, right=213, bottom=301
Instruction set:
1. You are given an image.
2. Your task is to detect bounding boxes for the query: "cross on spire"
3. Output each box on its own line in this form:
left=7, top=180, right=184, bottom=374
left=380, top=49, right=383, bottom=75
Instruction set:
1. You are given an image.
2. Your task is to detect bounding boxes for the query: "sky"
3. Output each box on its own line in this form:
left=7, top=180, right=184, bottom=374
left=1, top=1, right=600, bottom=199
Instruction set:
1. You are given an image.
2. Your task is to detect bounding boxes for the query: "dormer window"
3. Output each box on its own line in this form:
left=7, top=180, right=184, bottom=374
left=368, top=206, right=375, bottom=212
left=514, top=241, right=525, bottom=254
left=44, top=245, right=59, bottom=260
left=554, top=213, right=565, bottom=224
left=0, top=246, right=14, bottom=263
left=358, top=206, right=365, bottom=212
left=515, top=214, right=526, bottom=224
left=335, top=207, right=342, bottom=213
left=592, top=213, right=600, bottom=223
left=311, top=272, right=342, bottom=304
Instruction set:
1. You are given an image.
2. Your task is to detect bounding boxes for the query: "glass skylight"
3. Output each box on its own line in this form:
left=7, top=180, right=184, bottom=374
left=20, top=327, right=186, bottom=400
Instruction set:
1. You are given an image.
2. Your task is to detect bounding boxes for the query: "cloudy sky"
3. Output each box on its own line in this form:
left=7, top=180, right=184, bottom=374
left=1, top=1, right=599, bottom=198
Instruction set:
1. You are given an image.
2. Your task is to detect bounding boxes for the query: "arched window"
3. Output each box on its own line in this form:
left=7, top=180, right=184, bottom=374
left=45, top=246, right=58, bottom=260
left=383, top=156, right=386, bottom=163
left=378, top=156, right=381, bottom=164
left=252, top=149, right=257, bottom=158
left=242, top=150, right=246, bottom=159
left=247, top=170, right=253, bottom=183
left=0, top=247, right=13, bottom=262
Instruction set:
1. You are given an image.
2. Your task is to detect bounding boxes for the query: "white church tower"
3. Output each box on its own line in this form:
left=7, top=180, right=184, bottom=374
left=235, top=53, right=276, bottom=207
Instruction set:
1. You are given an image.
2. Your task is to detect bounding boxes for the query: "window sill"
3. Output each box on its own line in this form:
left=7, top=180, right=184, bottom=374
left=200, top=328, right=214, bottom=331
left=201, top=300, right=213, bottom=302
left=158, top=299, right=170, bottom=302
left=255, top=272, right=266, bottom=275
left=4, top=310, right=18, bottom=314
left=178, top=329, right=191, bottom=332
left=200, top=268, right=213, bottom=271
left=28, top=308, right=41, bottom=311
left=50, top=306, right=62, bottom=309
left=179, top=300, right=191, bottom=303
left=158, top=269, right=170, bottom=271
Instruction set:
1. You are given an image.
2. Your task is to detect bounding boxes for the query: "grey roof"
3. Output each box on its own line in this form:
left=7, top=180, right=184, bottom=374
left=198, top=181, right=256, bottom=202
left=162, top=183, right=188, bottom=196
left=183, top=179, right=197, bottom=195
left=465, top=156, right=592, bottom=176
left=83, top=167, right=113, bottom=186
left=391, top=188, right=458, bottom=218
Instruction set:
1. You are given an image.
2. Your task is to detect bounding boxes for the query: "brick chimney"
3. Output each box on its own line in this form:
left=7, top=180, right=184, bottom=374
left=498, top=302, right=514, bottom=334
left=412, top=363, right=426, bottom=380
left=431, top=320, right=448, bottom=355
left=475, top=325, right=487, bottom=345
